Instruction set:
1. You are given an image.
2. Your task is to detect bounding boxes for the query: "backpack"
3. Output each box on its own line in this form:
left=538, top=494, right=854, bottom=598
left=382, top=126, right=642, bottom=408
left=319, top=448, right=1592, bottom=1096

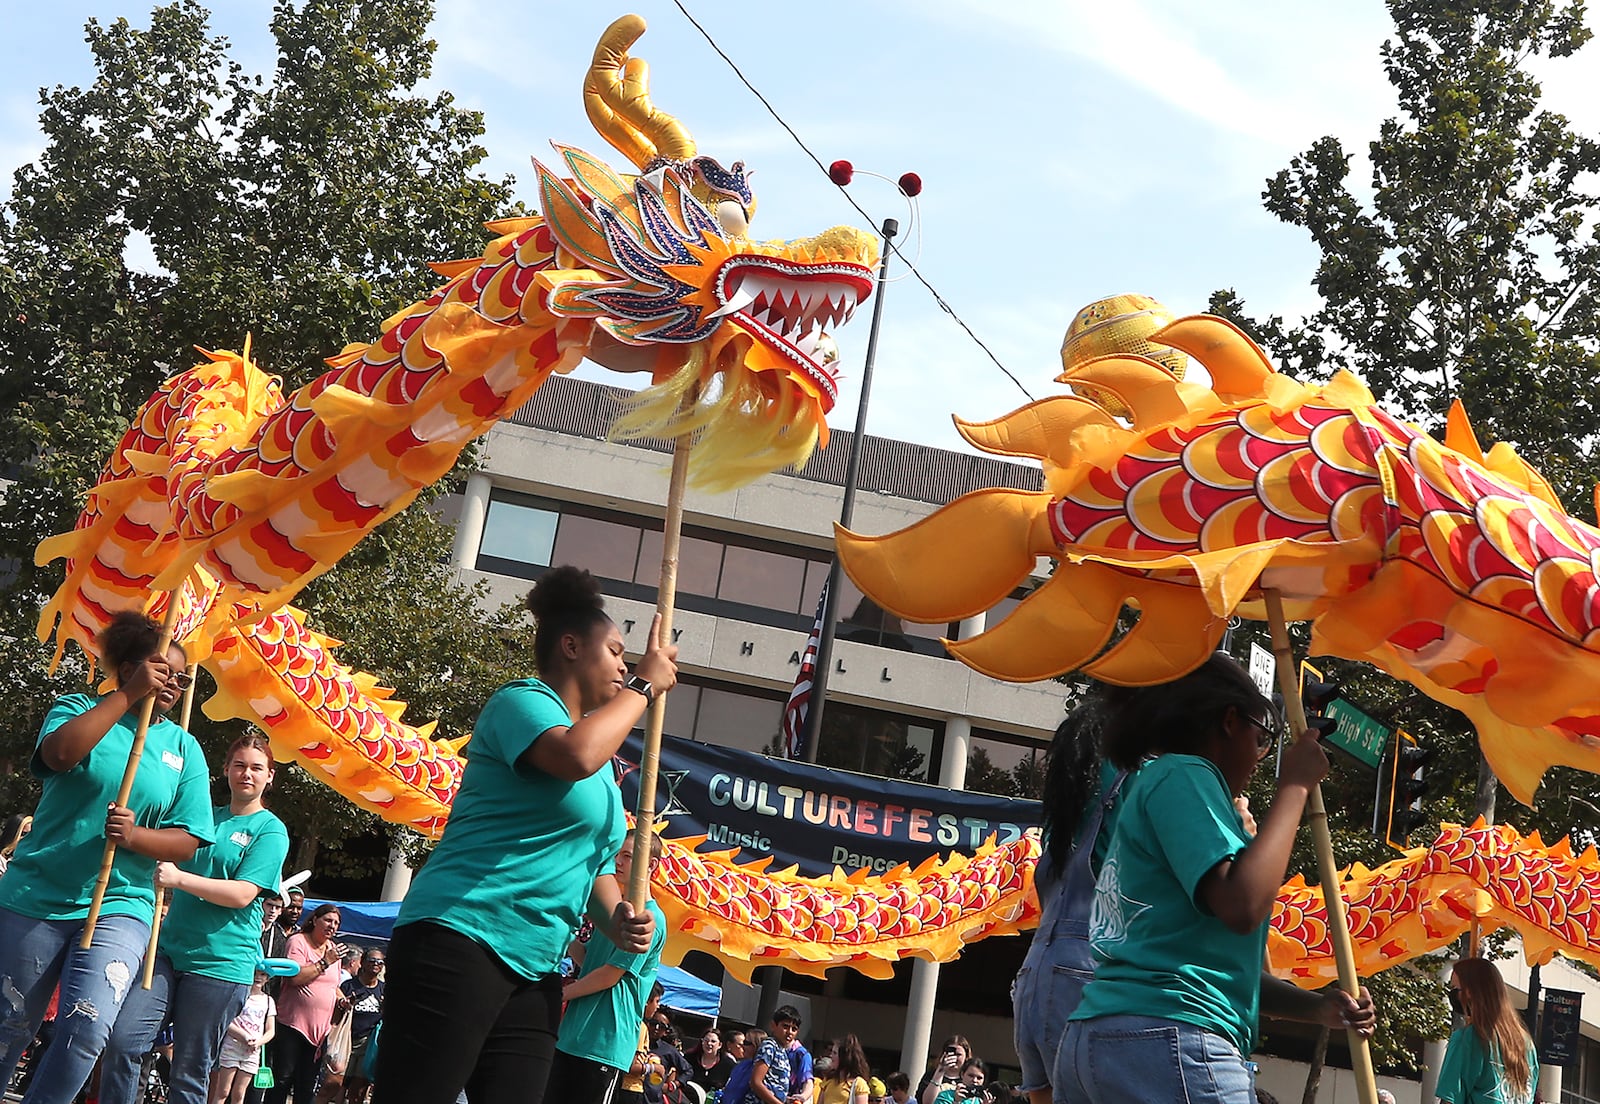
left=720, top=1057, right=756, bottom=1104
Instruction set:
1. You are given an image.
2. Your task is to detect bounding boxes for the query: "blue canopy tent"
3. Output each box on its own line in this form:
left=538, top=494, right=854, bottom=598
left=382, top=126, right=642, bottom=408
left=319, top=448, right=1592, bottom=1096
left=304, top=899, right=719, bottom=1015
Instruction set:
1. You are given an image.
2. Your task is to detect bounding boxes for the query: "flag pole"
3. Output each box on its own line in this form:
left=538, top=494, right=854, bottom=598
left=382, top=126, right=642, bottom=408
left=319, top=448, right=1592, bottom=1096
left=800, top=216, right=898, bottom=764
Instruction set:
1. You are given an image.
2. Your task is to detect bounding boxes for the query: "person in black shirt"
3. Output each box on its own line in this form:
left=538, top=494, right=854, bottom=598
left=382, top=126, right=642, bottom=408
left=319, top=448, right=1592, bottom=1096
left=339, top=948, right=386, bottom=1104
left=687, top=1028, right=735, bottom=1095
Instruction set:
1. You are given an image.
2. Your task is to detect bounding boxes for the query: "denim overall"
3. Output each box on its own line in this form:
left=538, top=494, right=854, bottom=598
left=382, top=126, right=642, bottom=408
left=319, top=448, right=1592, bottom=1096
left=1010, top=771, right=1126, bottom=1096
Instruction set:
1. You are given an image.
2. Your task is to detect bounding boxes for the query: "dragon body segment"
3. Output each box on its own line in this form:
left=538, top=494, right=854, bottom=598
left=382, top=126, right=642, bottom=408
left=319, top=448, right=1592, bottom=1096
left=837, top=316, right=1600, bottom=804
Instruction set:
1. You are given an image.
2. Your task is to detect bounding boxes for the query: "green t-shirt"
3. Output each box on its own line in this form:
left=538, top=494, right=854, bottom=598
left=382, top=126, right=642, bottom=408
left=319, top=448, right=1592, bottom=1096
left=1069, top=753, right=1265, bottom=1054
left=0, top=693, right=215, bottom=923
left=161, top=805, right=289, bottom=983
left=397, top=679, right=626, bottom=980
left=1436, top=1025, right=1538, bottom=1104
left=556, top=898, right=667, bottom=1069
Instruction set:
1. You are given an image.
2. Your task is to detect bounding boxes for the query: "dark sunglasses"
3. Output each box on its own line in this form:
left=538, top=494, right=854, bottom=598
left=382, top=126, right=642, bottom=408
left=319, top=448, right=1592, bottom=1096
left=171, top=671, right=195, bottom=689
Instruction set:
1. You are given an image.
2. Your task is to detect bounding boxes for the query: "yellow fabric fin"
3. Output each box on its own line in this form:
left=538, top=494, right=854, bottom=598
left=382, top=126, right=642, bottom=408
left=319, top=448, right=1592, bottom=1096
left=1061, top=354, right=1215, bottom=428
left=428, top=258, right=481, bottom=279
left=309, top=383, right=415, bottom=434
left=835, top=489, right=1055, bottom=624
left=1082, top=582, right=1226, bottom=686
left=204, top=470, right=295, bottom=513
left=952, top=396, right=1119, bottom=464
left=1150, top=315, right=1274, bottom=398
left=1444, top=400, right=1485, bottom=463
left=1484, top=442, right=1565, bottom=511
left=944, top=564, right=1122, bottom=682
left=483, top=216, right=545, bottom=236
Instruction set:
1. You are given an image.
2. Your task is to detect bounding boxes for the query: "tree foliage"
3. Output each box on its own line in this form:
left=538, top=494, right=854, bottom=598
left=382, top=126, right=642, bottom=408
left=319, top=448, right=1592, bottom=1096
left=1215, top=0, right=1600, bottom=1069
left=0, top=0, right=532, bottom=887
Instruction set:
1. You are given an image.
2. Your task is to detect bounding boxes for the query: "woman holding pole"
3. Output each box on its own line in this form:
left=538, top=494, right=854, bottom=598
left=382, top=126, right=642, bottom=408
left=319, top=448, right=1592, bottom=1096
left=0, top=610, right=214, bottom=1104
left=1054, top=654, right=1376, bottom=1104
left=100, top=733, right=290, bottom=1104
left=375, top=565, right=676, bottom=1104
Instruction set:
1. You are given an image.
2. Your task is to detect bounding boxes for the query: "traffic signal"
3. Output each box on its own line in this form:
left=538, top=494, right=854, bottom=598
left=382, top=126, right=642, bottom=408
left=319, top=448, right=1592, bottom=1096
left=1298, top=662, right=1342, bottom=740
left=1381, top=731, right=1435, bottom=848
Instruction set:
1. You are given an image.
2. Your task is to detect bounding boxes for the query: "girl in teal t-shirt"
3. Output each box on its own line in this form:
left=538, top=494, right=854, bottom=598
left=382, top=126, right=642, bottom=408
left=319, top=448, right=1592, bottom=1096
left=100, top=734, right=289, bottom=1104
left=1054, top=654, right=1377, bottom=1104
left=377, top=566, right=678, bottom=1104
left=0, top=611, right=214, bottom=1104
left=1437, top=958, right=1538, bottom=1104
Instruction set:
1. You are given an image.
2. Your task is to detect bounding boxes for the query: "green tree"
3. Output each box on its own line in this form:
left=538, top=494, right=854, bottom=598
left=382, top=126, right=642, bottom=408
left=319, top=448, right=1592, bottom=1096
left=1244, top=0, right=1600, bottom=510
left=1215, top=1, right=1600, bottom=1068
left=0, top=0, right=530, bottom=886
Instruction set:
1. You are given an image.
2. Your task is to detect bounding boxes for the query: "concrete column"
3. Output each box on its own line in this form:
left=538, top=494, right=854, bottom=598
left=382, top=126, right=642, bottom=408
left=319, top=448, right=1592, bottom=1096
left=901, top=959, right=940, bottom=1079
left=901, top=634, right=984, bottom=1073
left=1420, top=1038, right=1446, bottom=1104
left=1537, top=1063, right=1562, bottom=1103
left=380, top=843, right=413, bottom=902
left=450, top=472, right=493, bottom=570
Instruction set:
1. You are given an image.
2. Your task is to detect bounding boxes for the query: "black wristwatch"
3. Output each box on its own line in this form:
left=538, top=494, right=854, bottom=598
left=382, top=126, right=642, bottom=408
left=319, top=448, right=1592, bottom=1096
left=624, top=675, right=655, bottom=704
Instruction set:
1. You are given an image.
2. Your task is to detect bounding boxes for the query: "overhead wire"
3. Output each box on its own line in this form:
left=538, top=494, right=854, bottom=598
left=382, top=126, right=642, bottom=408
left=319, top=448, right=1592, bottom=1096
left=666, top=0, right=1036, bottom=403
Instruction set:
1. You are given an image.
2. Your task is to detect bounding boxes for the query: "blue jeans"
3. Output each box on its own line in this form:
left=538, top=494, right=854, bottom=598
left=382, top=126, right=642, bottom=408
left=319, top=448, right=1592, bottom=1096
left=0, top=907, right=151, bottom=1104
left=101, top=954, right=249, bottom=1104
left=1056, top=1015, right=1255, bottom=1104
left=1013, top=960, right=1093, bottom=1094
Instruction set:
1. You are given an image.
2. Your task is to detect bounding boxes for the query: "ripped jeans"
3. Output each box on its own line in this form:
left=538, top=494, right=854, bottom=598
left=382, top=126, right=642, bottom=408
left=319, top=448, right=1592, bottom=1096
left=0, top=906, right=151, bottom=1104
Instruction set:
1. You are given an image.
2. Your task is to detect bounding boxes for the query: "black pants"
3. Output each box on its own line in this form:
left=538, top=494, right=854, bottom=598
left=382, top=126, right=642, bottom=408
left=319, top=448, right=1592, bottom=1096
left=546, top=1050, right=621, bottom=1104
left=264, top=1025, right=320, bottom=1104
left=372, top=921, right=563, bottom=1104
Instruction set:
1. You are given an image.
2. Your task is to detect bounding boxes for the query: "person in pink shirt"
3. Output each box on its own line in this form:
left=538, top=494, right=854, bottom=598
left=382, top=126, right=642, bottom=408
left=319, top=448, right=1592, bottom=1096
left=266, top=904, right=345, bottom=1104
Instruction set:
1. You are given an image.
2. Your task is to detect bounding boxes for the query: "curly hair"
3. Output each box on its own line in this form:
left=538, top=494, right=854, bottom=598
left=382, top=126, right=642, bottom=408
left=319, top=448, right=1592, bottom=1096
left=525, top=566, right=612, bottom=672
left=99, top=610, right=187, bottom=678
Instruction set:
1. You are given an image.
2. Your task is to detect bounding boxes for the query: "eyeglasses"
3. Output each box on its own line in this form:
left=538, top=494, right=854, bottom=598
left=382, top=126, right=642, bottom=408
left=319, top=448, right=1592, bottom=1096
left=1244, top=714, right=1281, bottom=753
left=651, top=1021, right=671, bottom=1030
left=172, top=671, right=194, bottom=689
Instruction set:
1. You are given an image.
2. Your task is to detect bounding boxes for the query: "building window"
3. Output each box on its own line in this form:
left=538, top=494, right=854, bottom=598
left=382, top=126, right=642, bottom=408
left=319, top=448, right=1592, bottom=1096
left=814, top=701, right=938, bottom=783
left=473, top=489, right=957, bottom=658
left=965, top=729, right=1048, bottom=798
left=478, top=498, right=558, bottom=568
left=551, top=513, right=643, bottom=583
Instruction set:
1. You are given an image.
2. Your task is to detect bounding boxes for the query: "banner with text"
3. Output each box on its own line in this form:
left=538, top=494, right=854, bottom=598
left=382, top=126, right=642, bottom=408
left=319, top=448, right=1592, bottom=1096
left=616, top=732, right=1040, bottom=878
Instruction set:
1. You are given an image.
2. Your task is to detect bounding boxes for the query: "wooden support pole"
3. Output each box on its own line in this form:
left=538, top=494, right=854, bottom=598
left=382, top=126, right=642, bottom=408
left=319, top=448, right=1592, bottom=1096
left=142, top=662, right=198, bottom=988
left=82, top=598, right=182, bottom=949
left=1264, top=589, right=1378, bottom=1104
left=627, top=436, right=692, bottom=911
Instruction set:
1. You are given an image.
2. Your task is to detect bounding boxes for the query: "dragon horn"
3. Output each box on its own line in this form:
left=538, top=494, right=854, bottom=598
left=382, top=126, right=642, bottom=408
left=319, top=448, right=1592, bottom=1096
left=584, top=15, right=696, bottom=170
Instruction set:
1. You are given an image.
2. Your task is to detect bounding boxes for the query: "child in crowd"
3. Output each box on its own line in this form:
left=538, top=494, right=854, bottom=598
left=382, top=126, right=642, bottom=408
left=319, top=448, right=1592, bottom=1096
left=212, top=970, right=277, bottom=1104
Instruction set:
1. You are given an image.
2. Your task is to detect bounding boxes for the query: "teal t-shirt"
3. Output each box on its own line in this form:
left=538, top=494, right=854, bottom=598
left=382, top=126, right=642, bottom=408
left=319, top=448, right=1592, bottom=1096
left=161, top=805, right=289, bottom=983
left=1069, top=754, right=1265, bottom=1054
left=397, top=679, right=626, bottom=980
left=0, top=693, right=215, bottom=923
left=556, top=898, right=667, bottom=1068
left=1436, top=1025, right=1538, bottom=1104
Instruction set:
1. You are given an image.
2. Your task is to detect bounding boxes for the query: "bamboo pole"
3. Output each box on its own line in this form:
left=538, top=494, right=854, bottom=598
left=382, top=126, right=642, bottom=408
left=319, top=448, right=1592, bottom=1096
left=82, top=598, right=182, bottom=948
left=626, top=436, right=692, bottom=911
left=1264, top=588, right=1378, bottom=1104
left=141, top=662, right=198, bottom=988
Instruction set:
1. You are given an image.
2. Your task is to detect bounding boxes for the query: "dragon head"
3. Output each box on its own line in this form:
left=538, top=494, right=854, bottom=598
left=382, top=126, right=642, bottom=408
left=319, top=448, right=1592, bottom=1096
left=535, top=15, right=879, bottom=487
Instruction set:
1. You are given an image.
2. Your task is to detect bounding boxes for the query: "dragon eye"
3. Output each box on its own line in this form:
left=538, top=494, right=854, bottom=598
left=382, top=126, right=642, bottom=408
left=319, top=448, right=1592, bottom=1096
left=715, top=199, right=750, bottom=238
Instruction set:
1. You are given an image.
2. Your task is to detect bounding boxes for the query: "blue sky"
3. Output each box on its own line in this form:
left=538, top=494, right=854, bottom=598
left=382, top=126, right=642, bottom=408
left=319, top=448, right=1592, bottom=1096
left=6, top=1, right=1599, bottom=454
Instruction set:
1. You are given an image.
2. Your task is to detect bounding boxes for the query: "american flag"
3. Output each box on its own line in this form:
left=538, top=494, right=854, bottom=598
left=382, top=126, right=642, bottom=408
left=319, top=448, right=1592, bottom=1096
left=781, top=578, right=830, bottom=759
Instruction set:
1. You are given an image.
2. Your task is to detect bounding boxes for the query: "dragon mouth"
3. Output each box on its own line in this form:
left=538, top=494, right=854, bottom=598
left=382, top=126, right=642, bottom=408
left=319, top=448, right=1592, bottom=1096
left=712, top=258, right=874, bottom=407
